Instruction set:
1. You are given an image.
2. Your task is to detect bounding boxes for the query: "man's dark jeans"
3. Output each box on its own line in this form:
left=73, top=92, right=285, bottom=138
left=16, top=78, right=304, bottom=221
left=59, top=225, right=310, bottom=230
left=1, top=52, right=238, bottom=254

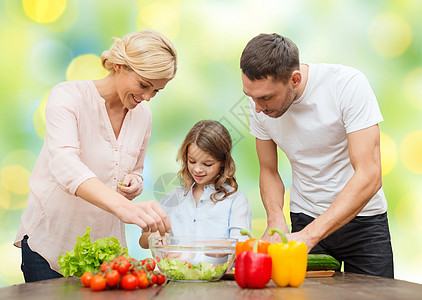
left=291, top=212, right=394, bottom=278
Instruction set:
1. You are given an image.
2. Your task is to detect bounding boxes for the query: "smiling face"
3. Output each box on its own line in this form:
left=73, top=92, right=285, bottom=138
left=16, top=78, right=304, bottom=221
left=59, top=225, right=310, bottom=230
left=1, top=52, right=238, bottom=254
left=187, top=143, right=222, bottom=189
left=114, top=65, right=170, bottom=109
left=242, top=72, right=298, bottom=119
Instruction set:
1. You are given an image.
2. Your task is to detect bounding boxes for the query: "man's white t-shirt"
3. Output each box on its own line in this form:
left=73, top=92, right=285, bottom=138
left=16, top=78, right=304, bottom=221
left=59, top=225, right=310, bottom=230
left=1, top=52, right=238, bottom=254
left=249, top=63, right=387, bottom=218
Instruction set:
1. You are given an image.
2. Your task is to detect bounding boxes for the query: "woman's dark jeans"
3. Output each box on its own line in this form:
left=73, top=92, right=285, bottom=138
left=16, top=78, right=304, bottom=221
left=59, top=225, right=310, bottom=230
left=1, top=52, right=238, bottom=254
left=21, top=235, right=63, bottom=282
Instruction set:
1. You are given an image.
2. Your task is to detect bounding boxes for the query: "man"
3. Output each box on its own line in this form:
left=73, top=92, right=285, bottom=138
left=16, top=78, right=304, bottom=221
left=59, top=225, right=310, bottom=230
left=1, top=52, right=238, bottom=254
left=241, top=33, right=393, bottom=278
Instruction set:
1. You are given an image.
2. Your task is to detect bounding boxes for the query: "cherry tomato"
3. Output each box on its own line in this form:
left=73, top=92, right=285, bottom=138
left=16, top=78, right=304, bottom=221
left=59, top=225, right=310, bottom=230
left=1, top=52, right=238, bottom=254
left=137, top=272, right=150, bottom=289
left=156, top=274, right=166, bottom=285
left=81, top=272, right=93, bottom=287
left=114, top=256, right=131, bottom=275
left=100, top=262, right=111, bottom=273
left=90, top=274, right=106, bottom=291
left=149, top=272, right=157, bottom=285
left=120, top=274, right=138, bottom=290
left=184, top=262, right=192, bottom=269
left=142, top=258, right=156, bottom=271
left=105, top=269, right=120, bottom=288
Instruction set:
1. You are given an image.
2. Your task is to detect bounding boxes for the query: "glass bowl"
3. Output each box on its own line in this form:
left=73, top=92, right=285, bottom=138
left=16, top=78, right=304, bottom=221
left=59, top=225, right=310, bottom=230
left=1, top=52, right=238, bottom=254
left=149, top=236, right=237, bottom=282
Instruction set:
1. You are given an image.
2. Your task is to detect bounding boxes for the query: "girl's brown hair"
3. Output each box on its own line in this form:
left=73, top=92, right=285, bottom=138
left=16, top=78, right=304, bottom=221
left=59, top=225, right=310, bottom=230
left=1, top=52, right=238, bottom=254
left=176, top=120, right=238, bottom=202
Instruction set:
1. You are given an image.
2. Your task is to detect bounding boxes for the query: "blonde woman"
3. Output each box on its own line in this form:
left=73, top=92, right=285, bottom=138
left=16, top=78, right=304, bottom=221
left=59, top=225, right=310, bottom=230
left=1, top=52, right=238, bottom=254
left=15, top=30, right=177, bottom=282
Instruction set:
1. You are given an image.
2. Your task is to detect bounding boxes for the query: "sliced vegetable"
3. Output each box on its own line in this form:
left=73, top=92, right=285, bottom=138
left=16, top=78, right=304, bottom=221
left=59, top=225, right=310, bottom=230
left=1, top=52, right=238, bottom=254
left=158, top=258, right=228, bottom=281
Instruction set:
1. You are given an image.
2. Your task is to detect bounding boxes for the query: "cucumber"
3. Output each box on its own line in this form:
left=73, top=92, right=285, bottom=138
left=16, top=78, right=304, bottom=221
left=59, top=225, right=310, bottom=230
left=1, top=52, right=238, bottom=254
left=307, top=254, right=341, bottom=271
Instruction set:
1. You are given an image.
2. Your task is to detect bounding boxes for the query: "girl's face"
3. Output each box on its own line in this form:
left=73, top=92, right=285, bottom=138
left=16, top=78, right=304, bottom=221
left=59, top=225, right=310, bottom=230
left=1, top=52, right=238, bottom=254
left=114, top=65, right=170, bottom=109
left=187, top=143, right=222, bottom=188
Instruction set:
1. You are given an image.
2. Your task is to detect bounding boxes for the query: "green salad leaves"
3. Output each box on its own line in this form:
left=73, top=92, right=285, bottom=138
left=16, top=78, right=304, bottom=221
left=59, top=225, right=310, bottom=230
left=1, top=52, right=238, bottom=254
left=58, top=227, right=127, bottom=278
left=158, top=257, right=228, bottom=281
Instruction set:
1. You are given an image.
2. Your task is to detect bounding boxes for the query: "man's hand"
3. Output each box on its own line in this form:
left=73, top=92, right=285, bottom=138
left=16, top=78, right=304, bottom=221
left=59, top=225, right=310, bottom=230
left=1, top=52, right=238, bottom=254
left=285, top=231, right=315, bottom=253
left=118, top=174, right=143, bottom=200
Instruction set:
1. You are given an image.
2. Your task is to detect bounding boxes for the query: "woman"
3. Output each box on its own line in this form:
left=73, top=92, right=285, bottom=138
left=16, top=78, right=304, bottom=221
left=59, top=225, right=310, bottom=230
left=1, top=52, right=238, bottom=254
left=14, top=30, right=177, bottom=282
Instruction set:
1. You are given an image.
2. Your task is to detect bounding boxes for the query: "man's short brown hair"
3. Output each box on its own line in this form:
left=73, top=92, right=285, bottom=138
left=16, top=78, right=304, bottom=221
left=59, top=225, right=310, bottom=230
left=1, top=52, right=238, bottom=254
left=240, top=33, right=300, bottom=83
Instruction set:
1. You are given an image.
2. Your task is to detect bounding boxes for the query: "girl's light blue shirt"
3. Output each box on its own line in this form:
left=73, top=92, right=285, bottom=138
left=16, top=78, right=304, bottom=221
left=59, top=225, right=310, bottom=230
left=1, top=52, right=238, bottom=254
left=160, top=183, right=251, bottom=242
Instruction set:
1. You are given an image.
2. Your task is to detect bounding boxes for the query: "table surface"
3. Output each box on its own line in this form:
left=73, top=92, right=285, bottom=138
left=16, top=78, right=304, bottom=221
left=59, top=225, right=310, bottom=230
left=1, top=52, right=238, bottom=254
left=1, top=272, right=421, bottom=300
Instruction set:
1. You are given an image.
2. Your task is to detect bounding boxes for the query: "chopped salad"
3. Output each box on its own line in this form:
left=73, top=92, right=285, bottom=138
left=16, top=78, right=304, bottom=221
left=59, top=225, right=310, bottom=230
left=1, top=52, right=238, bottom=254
left=158, top=257, right=228, bottom=281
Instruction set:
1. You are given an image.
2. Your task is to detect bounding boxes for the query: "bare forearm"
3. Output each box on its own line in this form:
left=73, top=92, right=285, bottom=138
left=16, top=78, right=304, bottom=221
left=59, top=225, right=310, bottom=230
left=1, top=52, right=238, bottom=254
left=76, top=177, right=128, bottom=215
left=260, top=168, right=289, bottom=233
left=301, top=167, right=382, bottom=248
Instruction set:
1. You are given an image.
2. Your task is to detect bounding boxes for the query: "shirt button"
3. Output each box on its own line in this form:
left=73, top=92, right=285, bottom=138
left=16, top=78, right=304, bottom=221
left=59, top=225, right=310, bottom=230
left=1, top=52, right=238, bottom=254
left=193, top=219, right=196, bottom=222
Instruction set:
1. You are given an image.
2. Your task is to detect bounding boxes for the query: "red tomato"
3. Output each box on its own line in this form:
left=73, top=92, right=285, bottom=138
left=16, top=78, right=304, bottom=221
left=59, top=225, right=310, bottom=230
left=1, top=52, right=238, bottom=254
left=100, top=262, right=111, bottom=273
left=156, top=274, right=166, bottom=285
left=81, top=272, right=93, bottom=287
left=149, top=273, right=157, bottom=285
left=141, top=258, right=156, bottom=271
left=184, top=262, right=192, bottom=269
left=120, top=274, right=138, bottom=290
left=90, top=274, right=106, bottom=291
left=105, top=269, right=120, bottom=288
left=115, top=257, right=131, bottom=275
left=137, top=272, right=150, bottom=289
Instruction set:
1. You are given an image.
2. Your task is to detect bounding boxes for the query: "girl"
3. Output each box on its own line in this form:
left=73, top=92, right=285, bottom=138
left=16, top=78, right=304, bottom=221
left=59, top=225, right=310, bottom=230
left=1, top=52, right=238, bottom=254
left=139, top=120, right=251, bottom=248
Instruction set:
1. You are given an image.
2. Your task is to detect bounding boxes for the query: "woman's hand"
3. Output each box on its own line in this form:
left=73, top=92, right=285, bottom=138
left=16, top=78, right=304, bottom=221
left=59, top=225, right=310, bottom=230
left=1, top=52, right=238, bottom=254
left=118, top=174, right=143, bottom=200
left=76, top=178, right=171, bottom=235
left=115, top=200, right=171, bottom=236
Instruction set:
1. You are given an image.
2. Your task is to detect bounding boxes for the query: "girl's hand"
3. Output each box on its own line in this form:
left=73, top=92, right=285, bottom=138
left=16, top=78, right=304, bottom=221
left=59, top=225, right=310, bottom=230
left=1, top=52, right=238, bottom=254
left=116, top=200, right=171, bottom=236
left=118, top=174, right=143, bottom=200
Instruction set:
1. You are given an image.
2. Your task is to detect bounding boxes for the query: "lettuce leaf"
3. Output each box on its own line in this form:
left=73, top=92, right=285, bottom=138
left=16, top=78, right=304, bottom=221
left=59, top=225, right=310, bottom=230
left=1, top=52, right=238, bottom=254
left=158, top=257, right=228, bottom=281
left=58, top=227, right=127, bottom=278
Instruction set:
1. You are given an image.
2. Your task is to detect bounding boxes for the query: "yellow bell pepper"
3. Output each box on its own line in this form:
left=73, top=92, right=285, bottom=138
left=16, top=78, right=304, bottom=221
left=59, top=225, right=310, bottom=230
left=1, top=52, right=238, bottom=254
left=267, top=228, right=308, bottom=287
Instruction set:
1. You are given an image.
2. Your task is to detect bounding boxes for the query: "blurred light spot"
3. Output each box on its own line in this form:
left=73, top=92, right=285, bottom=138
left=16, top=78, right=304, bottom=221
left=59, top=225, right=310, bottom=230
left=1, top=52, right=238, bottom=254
left=415, top=193, right=422, bottom=235
left=251, top=218, right=266, bottom=238
left=380, top=132, right=397, bottom=176
left=30, top=39, right=72, bottom=85
left=1, top=149, right=38, bottom=171
left=136, top=1, right=180, bottom=40
left=22, top=0, right=67, bottom=24
left=368, top=13, right=411, bottom=58
left=0, top=185, right=11, bottom=210
left=395, top=193, right=414, bottom=233
left=400, top=131, right=422, bottom=174
left=66, top=54, right=109, bottom=81
left=33, top=93, right=49, bottom=139
left=0, top=165, right=30, bottom=195
left=404, top=67, right=422, bottom=111
left=0, top=243, right=24, bottom=285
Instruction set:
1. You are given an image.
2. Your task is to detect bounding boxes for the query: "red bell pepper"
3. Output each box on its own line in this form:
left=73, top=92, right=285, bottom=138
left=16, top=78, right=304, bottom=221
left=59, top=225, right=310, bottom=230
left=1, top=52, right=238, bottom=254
left=235, top=229, right=271, bottom=257
left=235, top=239, right=272, bottom=289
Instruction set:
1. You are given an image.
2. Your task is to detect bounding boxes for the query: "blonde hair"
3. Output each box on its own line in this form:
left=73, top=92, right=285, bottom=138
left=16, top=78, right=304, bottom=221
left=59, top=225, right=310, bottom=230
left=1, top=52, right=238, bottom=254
left=101, top=30, right=177, bottom=79
left=177, top=120, right=238, bottom=202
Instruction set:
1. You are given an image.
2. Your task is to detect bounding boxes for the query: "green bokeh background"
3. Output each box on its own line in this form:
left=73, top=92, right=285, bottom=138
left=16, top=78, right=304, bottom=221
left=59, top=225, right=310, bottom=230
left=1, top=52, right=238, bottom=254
left=1, top=0, right=421, bottom=286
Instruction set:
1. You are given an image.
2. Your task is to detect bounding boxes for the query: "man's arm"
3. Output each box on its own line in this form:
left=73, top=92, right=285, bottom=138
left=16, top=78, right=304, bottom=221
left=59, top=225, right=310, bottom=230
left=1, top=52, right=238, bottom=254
left=256, top=138, right=290, bottom=243
left=288, top=124, right=382, bottom=251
